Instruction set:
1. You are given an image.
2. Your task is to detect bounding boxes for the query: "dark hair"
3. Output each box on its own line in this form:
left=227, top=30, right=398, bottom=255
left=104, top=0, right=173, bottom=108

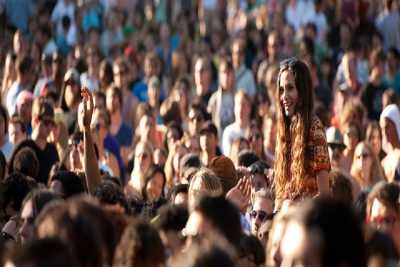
left=0, top=151, right=6, bottom=182
left=365, top=229, right=399, bottom=262
left=94, top=181, right=129, bottom=212
left=0, top=105, right=8, bottom=134
left=107, top=85, right=123, bottom=109
left=113, top=220, right=165, bottom=267
left=194, top=196, right=242, bottom=251
left=237, top=150, right=259, bottom=167
left=16, top=55, right=32, bottom=75
left=329, top=170, right=353, bottom=205
left=49, top=171, right=85, bottom=199
left=168, top=183, right=189, bottom=202
left=0, top=173, right=34, bottom=213
left=12, top=147, right=40, bottom=179
left=141, top=165, right=166, bottom=201
left=156, top=204, right=189, bottom=232
left=292, top=198, right=366, bottom=267
left=239, top=234, right=265, bottom=265
left=354, top=191, right=368, bottom=224
left=23, top=189, right=62, bottom=218
left=6, top=237, right=79, bottom=267
left=367, top=182, right=400, bottom=216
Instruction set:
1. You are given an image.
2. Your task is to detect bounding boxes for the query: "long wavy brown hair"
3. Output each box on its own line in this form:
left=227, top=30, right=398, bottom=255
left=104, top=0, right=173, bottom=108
left=274, top=59, right=314, bottom=199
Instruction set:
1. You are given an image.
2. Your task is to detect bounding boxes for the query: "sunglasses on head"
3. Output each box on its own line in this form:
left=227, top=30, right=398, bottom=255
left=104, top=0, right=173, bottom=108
left=279, top=57, right=299, bottom=68
left=250, top=210, right=275, bottom=222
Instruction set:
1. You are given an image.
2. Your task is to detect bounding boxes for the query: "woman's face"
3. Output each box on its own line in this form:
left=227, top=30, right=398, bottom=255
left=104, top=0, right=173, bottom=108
left=135, top=145, right=151, bottom=173
left=354, top=143, right=373, bottom=174
left=146, top=172, right=164, bottom=201
left=279, top=70, right=299, bottom=118
left=344, top=126, right=359, bottom=150
left=251, top=173, right=267, bottom=193
left=370, top=129, right=382, bottom=157
left=65, top=83, right=79, bottom=108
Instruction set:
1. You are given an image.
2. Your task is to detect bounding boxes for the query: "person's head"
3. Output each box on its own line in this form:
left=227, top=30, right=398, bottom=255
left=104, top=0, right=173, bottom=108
left=188, top=168, right=223, bottom=210
left=380, top=104, right=400, bottom=152
left=234, top=91, right=251, bottom=123
left=148, top=75, right=161, bottom=108
left=144, top=52, right=159, bottom=79
left=15, top=55, right=33, bottom=83
left=237, top=150, right=259, bottom=168
left=19, top=190, right=62, bottom=244
left=267, top=31, right=281, bottom=61
left=185, top=196, right=242, bottom=251
left=91, top=108, right=111, bottom=141
left=199, top=120, right=218, bottom=153
left=248, top=121, right=264, bottom=155
left=99, top=59, right=114, bottom=88
left=238, top=234, right=266, bottom=267
left=4, top=237, right=79, bottom=267
left=48, top=171, right=85, bottom=199
left=365, top=229, right=399, bottom=267
left=218, top=59, right=235, bottom=91
left=326, top=127, right=346, bottom=168
left=142, top=164, right=166, bottom=202
left=9, top=116, right=27, bottom=145
left=86, top=46, right=101, bottom=68
left=369, top=48, right=386, bottom=78
left=31, top=98, right=55, bottom=141
left=194, top=56, right=212, bottom=94
left=365, top=121, right=382, bottom=158
left=188, top=104, right=206, bottom=136
left=105, top=85, right=123, bottom=114
left=16, top=90, right=33, bottom=124
left=250, top=190, right=274, bottom=236
left=0, top=173, right=34, bottom=219
left=231, top=38, right=246, bottom=69
left=208, top=156, right=237, bottom=195
left=13, top=30, right=28, bottom=55
left=61, top=68, right=81, bottom=110
left=168, top=184, right=189, bottom=206
left=94, top=180, right=128, bottom=212
left=133, top=141, right=154, bottom=175
left=113, top=219, right=165, bottom=267
left=343, top=123, right=361, bottom=152
left=12, top=147, right=39, bottom=180
left=172, top=234, right=235, bottom=267
left=280, top=198, right=366, bottom=267
left=138, top=114, right=156, bottom=143
left=113, top=57, right=130, bottom=89
left=350, top=142, right=384, bottom=189
left=382, top=89, right=399, bottom=109
left=156, top=204, right=189, bottom=254
left=328, top=169, right=353, bottom=205
left=366, top=182, right=400, bottom=252
left=0, top=105, right=8, bottom=142
left=164, top=122, right=183, bottom=152
left=248, top=160, right=270, bottom=193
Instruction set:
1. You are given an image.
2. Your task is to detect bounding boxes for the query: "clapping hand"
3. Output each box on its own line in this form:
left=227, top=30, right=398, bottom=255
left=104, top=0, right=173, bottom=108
left=226, top=176, right=251, bottom=213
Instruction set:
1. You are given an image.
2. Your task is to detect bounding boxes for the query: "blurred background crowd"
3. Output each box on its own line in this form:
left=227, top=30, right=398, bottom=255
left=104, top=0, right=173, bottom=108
left=0, top=0, right=400, bottom=266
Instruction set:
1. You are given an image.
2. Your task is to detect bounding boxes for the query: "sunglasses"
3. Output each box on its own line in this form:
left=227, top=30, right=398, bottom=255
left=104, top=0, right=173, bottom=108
left=279, top=57, right=299, bottom=68
left=250, top=210, right=275, bottom=222
left=356, top=153, right=370, bottom=159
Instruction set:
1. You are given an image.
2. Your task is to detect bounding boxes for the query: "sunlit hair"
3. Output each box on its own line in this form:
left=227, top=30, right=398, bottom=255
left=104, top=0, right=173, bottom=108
left=188, top=168, right=223, bottom=210
left=274, top=59, right=313, bottom=200
left=339, top=98, right=366, bottom=137
left=350, top=142, right=385, bottom=188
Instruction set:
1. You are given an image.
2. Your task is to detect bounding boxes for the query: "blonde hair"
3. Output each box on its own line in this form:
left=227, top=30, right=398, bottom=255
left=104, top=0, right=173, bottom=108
left=188, top=168, right=223, bottom=210
left=350, top=141, right=385, bottom=189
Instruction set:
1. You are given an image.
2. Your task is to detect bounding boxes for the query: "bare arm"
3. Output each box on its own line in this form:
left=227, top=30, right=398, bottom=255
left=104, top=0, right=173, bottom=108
left=316, top=169, right=330, bottom=196
left=80, top=88, right=101, bottom=194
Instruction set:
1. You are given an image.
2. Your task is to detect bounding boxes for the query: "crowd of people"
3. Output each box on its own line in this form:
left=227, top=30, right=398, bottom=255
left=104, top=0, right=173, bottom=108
left=0, top=0, right=400, bottom=266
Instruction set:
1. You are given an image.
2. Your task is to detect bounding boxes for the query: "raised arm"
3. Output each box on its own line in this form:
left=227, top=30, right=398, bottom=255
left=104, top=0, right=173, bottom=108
left=79, top=88, right=101, bottom=194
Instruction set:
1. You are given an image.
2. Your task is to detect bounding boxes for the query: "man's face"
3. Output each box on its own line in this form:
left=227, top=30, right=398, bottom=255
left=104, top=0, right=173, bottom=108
left=113, top=65, right=128, bottom=89
left=194, top=60, right=210, bottom=91
left=188, top=109, right=203, bottom=136
left=9, top=123, right=25, bottom=145
left=250, top=197, right=274, bottom=236
left=327, top=144, right=345, bottom=168
left=36, top=115, right=54, bottom=140
left=200, top=132, right=217, bottom=152
left=234, top=95, right=250, bottom=122
left=19, top=200, right=35, bottom=244
left=219, top=66, right=234, bottom=90
left=18, top=99, right=32, bottom=123
left=368, top=198, right=400, bottom=251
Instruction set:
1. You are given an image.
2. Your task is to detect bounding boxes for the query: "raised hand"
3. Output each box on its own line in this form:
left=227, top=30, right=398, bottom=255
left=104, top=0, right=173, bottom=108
left=78, top=88, right=94, bottom=131
left=226, top=176, right=251, bottom=213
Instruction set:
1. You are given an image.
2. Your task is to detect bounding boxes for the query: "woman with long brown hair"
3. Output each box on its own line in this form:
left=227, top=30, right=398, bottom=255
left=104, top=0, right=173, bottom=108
left=274, top=58, right=330, bottom=209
